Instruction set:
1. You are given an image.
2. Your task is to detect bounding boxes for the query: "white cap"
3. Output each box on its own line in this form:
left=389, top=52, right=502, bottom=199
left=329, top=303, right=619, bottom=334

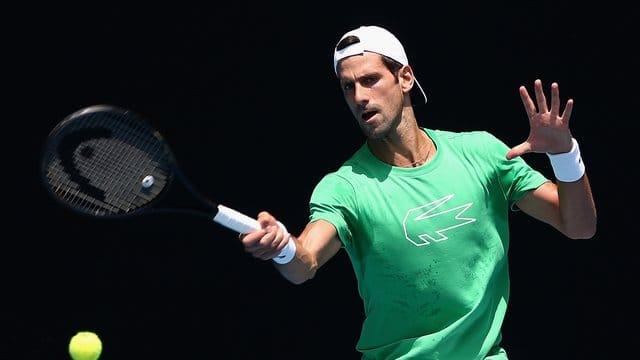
left=333, top=25, right=427, bottom=104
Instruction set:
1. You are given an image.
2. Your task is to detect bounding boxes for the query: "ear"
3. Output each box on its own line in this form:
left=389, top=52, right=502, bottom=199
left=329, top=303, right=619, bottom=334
left=398, top=65, right=416, bottom=95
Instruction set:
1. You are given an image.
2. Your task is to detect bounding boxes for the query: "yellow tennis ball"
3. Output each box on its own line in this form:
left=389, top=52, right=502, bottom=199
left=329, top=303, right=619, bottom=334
left=68, top=331, right=102, bottom=360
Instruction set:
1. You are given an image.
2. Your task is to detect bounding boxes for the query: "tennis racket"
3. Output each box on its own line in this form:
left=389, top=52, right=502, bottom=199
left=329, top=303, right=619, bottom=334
left=39, top=104, right=295, bottom=264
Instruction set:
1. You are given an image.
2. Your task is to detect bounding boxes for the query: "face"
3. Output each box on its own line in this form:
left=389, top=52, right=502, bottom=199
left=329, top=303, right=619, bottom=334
left=337, top=52, right=407, bottom=140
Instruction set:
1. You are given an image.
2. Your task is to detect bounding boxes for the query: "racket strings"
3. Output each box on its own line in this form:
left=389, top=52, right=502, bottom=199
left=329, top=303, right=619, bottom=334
left=44, top=109, right=174, bottom=216
left=84, top=114, right=165, bottom=208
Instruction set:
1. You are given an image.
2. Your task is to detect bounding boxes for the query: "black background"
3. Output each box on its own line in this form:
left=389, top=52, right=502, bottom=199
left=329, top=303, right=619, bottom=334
left=4, top=1, right=637, bottom=359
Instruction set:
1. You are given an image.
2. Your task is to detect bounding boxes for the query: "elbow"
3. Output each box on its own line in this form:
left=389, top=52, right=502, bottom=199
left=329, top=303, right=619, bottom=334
left=284, top=268, right=317, bottom=285
left=287, top=275, right=312, bottom=285
left=278, top=259, right=319, bottom=285
left=567, top=230, right=596, bottom=240
left=571, top=229, right=597, bottom=240
left=565, top=219, right=598, bottom=240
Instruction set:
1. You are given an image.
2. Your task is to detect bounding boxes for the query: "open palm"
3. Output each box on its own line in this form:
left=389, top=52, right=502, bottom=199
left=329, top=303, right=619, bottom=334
left=506, top=79, right=575, bottom=160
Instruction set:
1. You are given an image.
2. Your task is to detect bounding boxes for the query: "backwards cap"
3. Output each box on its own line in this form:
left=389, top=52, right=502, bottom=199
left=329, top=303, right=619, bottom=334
left=333, top=25, right=427, bottom=104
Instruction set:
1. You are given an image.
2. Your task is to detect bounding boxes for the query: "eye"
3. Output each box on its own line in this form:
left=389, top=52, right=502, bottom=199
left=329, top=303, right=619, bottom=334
left=361, top=75, right=378, bottom=87
left=342, top=82, right=354, bottom=92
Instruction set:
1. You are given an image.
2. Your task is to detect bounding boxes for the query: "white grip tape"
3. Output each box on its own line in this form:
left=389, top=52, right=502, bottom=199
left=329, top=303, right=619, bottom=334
left=273, top=221, right=296, bottom=264
left=213, top=205, right=261, bottom=233
left=213, top=205, right=296, bottom=264
left=546, top=138, right=585, bottom=182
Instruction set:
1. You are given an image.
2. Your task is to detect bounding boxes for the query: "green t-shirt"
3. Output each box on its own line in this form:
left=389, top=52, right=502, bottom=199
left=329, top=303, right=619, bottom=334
left=309, top=128, right=549, bottom=360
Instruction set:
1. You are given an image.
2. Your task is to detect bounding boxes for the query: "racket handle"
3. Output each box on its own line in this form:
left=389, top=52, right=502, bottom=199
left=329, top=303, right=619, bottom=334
left=213, top=204, right=296, bottom=264
left=214, top=204, right=261, bottom=233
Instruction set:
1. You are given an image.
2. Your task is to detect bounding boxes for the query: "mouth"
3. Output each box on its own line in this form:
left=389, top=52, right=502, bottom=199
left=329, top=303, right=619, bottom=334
left=361, top=110, right=376, bottom=123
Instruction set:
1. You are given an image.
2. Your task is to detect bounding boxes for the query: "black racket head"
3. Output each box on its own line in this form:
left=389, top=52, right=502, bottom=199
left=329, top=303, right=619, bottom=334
left=40, top=105, right=177, bottom=218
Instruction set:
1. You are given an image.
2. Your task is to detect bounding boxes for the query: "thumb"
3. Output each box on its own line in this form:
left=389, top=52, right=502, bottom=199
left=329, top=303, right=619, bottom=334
left=506, top=142, right=531, bottom=160
left=257, top=211, right=278, bottom=229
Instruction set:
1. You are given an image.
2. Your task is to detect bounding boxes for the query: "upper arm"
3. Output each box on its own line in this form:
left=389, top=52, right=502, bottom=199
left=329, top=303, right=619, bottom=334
left=515, top=181, right=561, bottom=229
left=297, top=219, right=343, bottom=270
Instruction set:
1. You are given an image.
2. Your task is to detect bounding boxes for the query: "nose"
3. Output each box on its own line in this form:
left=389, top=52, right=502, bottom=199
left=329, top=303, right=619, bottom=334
left=353, top=83, right=368, bottom=105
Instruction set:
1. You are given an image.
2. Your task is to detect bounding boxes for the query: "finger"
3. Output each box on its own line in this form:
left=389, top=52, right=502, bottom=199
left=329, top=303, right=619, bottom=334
left=550, top=82, right=560, bottom=118
left=268, top=235, right=282, bottom=250
left=276, top=236, right=290, bottom=252
left=534, top=79, right=548, bottom=113
left=562, top=99, right=574, bottom=125
left=506, top=142, right=532, bottom=160
left=258, top=225, right=282, bottom=248
left=245, top=238, right=275, bottom=256
left=519, top=86, right=535, bottom=118
left=241, top=229, right=266, bottom=248
left=250, top=238, right=283, bottom=259
left=257, top=211, right=274, bottom=222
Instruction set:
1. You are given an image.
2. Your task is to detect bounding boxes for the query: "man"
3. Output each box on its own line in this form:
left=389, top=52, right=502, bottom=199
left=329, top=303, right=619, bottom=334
left=240, top=25, right=596, bottom=359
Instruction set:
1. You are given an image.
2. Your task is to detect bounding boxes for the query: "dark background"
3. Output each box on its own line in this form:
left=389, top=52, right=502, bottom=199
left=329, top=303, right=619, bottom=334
left=4, top=2, right=637, bottom=359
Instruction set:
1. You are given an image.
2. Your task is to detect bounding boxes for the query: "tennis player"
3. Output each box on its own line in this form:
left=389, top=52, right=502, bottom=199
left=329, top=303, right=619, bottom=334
left=240, top=25, right=597, bottom=359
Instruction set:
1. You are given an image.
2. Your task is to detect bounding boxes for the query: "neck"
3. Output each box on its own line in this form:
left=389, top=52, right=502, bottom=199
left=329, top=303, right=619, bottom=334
left=408, top=139, right=433, bottom=167
left=370, top=127, right=435, bottom=168
left=406, top=130, right=433, bottom=167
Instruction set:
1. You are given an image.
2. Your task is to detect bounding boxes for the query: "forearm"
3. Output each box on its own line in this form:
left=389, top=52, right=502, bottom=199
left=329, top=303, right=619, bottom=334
left=547, top=139, right=597, bottom=239
left=273, top=223, right=343, bottom=284
left=557, top=173, right=597, bottom=239
left=273, top=236, right=320, bottom=284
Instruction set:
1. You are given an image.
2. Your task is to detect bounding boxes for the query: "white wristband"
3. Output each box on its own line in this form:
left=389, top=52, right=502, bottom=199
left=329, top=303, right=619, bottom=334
left=546, top=138, right=585, bottom=182
left=272, top=221, right=296, bottom=264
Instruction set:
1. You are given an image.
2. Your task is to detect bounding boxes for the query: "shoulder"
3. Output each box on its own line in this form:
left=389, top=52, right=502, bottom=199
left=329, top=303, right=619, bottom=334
left=427, top=128, right=507, bottom=153
left=429, top=128, right=501, bottom=142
